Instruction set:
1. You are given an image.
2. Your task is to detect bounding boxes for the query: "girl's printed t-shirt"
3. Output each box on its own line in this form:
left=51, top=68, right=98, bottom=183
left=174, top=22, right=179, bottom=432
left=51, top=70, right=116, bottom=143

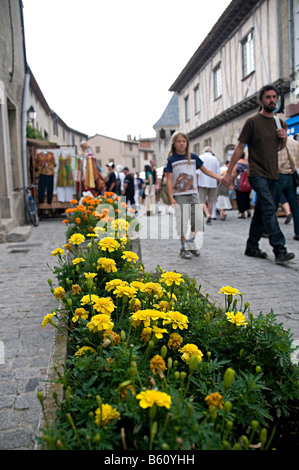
left=165, top=153, right=203, bottom=196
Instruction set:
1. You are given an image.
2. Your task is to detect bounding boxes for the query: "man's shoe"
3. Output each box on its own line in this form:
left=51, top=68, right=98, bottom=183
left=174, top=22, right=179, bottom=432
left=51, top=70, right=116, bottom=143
left=275, top=252, right=295, bottom=264
left=285, top=214, right=292, bottom=224
left=180, top=248, right=192, bottom=259
left=245, top=249, right=268, bottom=259
left=294, top=234, right=299, bottom=241
left=206, top=217, right=211, bottom=224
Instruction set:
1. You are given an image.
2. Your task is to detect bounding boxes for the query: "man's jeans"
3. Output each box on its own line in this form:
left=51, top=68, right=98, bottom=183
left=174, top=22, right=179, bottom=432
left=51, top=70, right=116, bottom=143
left=246, top=176, right=286, bottom=256
left=275, top=173, right=299, bottom=236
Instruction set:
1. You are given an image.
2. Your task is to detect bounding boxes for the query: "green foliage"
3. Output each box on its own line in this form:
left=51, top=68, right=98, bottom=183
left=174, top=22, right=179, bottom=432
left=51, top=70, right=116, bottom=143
left=38, top=195, right=299, bottom=451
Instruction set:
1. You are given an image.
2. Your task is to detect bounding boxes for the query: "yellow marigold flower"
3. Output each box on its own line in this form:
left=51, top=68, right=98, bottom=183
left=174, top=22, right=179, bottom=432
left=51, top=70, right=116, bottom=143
left=87, top=233, right=97, bottom=238
left=104, top=330, right=121, bottom=346
left=74, top=346, right=96, bottom=356
left=69, top=233, right=85, bottom=245
left=72, top=307, right=89, bottom=323
left=141, top=326, right=152, bottom=343
left=158, top=300, right=171, bottom=312
left=97, top=257, right=117, bottom=273
left=179, top=343, right=203, bottom=364
left=71, top=284, right=81, bottom=294
left=130, top=281, right=145, bottom=292
left=163, top=311, right=189, bottom=330
left=53, top=286, right=65, bottom=299
left=161, top=271, right=184, bottom=287
left=105, top=279, right=128, bottom=292
left=136, top=390, right=172, bottom=409
left=113, top=284, right=137, bottom=299
left=218, top=286, right=241, bottom=296
left=129, top=298, right=141, bottom=312
left=225, top=311, right=248, bottom=326
left=205, top=392, right=224, bottom=412
left=111, top=218, right=129, bottom=232
left=95, top=403, right=120, bottom=427
left=130, top=309, right=165, bottom=328
left=94, top=226, right=106, bottom=236
left=51, top=248, right=64, bottom=256
left=120, top=385, right=135, bottom=399
left=87, top=314, right=114, bottom=333
left=84, top=272, right=97, bottom=280
left=62, top=243, right=72, bottom=250
left=41, top=312, right=56, bottom=327
left=99, top=237, right=120, bottom=252
left=80, top=294, right=100, bottom=306
left=152, top=325, right=168, bottom=339
left=122, top=250, right=139, bottom=263
left=72, top=257, right=85, bottom=265
left=150, top=355, right=167, bottom=375
left=143, top=282, right=164, bottom=298
left=168, top=332, right=183, bottom=350
left=93, top=297, right=115, bottom=315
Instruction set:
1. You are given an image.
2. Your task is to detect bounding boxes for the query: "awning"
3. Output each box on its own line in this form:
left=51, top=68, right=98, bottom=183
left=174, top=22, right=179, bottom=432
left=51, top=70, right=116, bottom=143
left=286, top=115, right=299, bottom=136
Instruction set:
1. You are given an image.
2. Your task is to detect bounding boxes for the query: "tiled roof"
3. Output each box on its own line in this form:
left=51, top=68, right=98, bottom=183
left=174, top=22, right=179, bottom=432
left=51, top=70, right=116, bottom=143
left=154, top=93, right=179, bottom=128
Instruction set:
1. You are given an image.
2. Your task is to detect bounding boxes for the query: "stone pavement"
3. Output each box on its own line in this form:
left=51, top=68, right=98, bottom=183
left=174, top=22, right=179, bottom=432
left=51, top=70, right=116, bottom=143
left=0, top=206, right=298, bottom=450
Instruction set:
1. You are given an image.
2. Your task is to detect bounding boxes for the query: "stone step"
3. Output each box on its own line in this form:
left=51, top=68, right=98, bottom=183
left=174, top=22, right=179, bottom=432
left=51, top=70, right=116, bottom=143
left=6, top=225, right=32, bottom=242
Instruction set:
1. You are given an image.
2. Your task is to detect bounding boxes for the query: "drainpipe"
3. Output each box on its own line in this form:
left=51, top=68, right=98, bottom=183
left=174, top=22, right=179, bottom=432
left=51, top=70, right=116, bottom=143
left=22, top=72, right=30, bottom=188
left=289, top=0, right=294, bottom=79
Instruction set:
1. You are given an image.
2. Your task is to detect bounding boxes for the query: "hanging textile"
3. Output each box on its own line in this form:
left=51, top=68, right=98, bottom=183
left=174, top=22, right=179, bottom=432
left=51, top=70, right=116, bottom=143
left=85, top=155, right=95, bottom=189
left=56, top=153, right=75, bottom=202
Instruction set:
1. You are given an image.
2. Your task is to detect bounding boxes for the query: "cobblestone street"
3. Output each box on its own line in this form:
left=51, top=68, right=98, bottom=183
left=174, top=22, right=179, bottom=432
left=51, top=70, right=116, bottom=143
left=0, top=207, right=298, bottom=449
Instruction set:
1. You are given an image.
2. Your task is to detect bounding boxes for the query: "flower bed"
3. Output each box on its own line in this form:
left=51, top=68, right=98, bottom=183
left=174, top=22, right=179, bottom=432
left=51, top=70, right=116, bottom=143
left=37, top=193, right=299, bottom=450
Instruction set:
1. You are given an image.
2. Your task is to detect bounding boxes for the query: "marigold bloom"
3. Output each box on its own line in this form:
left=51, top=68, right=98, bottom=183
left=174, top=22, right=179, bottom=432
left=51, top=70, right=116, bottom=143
left=143, top=282, right=164, bottom=298
left=150, top=355, right=167, bottom=375
left=93, top=297, right=116, bottom=315
left=72, top=307, right=89, bottom=323
left=225, top=311, right=248, bottom=326
left=99, top=237, right=120, bottom=252
left=105, top=279, right=128, bottom=292
left=51, top=248, right=64, bottom=256
left=141, top=326, right=152, bottom=343
left=62, top=219, right=69, bottom=224
left=71, top=284, right=81, bottom=294
left=84, top=272, right=97, bottom=280
left=70, top=199, right=78, bottom=204
left=130, top=309, right=165, bottom=327
left=130, top=281, right=145, bottom=292
left=205, top=392, right=224, bottom=412
left=104, top=330, right=121, bottom=345
left=161, top=271, right=184, bottom=287
left=80, top=294, right=100, bottom=306
left=158, top=300, right=171, bottom=312
left=53, top=286, right=65, bottom=299
left=75, top=217, right=81, bottom=224
left=97, top=257, right=117, bottom=273
left=129, top=298, right=141, bottom=312
left=87, top=314, right=114, bottom=333
left=179, top=343, right=203, bottom=364
left=72, top=257, right=85, bottom=265
left=69, top=233, right=85, bottom=245
left=74, top=346, right=96, bottom=356
left=113, top=284, right=137, bottom=299
left=95, top=403, right=120, bottom=426
left=168, top=332, right=183, bottom=350
left=136, top=390, right=172, bottom=409
left=163, top=311, right=189, bottom=330
left=152, top=325, right=168, bottom=339
left=122, top=250, right=139, bottom=263
left=218, top=286, right=241, bottom=296
left=41, top=312, right=56, bottom=327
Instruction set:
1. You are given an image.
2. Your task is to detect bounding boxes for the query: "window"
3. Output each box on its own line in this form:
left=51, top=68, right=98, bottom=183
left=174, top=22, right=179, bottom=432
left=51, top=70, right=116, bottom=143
left=184, top=95, right=190, bottom=121
left=213, top=63, right=222, bottom=99
left=96, top=146, right=101, bottom=153
left=194, top=85, right=200, bottom=114
left=242, top=30, right=255, bottom=77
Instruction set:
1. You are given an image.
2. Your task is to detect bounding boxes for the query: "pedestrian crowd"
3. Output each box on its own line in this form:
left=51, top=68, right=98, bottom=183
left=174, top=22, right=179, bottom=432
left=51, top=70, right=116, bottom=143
left=99, top=84, right=299, bottom=263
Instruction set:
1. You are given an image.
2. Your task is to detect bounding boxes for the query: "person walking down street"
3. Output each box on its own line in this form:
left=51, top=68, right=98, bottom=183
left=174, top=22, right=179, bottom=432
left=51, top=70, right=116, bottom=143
left=105, top=162, right=116, bottom=192
left=165, top=131, right=223, bottom=259
left=276, top=137, right=299, bottom=241
left=150, top=159, right=160, bottom=214
left=216, top=162, right=232, bottom=221
left=197, top=146, right=221, bottom=223
left=122, top=167, right=136, bottom=211
left=144, top=165, right=155, bottom=216
left=115, top=164, right=125, bottom=196
left=135, top=172, right=144, bottom=207
left=160, top=168, right=172, bottom=213
left=222, top=84, right=295, bottom=264
left=231, top=153, right=252, bottom=219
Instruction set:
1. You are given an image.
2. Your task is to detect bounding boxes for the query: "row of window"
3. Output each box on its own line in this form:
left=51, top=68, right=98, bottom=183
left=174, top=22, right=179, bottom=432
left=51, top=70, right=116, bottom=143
left=184, top=29, right=254, bottom=121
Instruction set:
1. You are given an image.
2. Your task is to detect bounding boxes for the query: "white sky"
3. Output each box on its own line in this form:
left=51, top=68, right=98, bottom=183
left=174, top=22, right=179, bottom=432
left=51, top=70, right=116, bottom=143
left=22, top=0, right=231, bottom=141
